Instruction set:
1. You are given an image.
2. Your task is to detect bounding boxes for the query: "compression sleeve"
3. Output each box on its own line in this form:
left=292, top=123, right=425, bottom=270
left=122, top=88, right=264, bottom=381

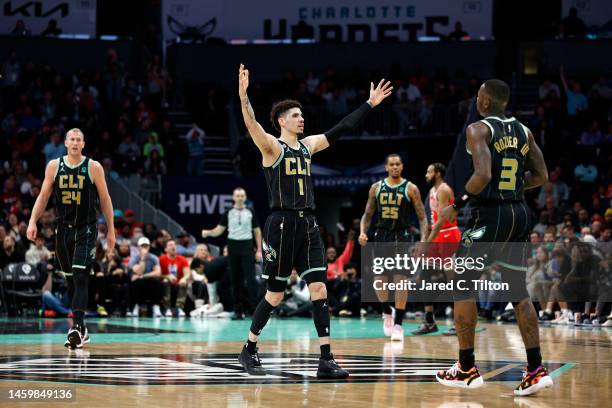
left=324, top=102, right=373, bottom=144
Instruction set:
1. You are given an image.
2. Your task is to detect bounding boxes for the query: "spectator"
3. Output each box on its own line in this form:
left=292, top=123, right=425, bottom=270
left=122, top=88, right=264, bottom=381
left=10, top=20, right=31, bottom=37
left=448, top=21, right=468, bottom=40
left=101, top=157, right=119, bottom=180
left=561, top=74, right=588, bottom=118
left=39, top=91, right=57, bottom=121
left=0, top=236, right=25, bottom=268
left=526, top=246, right=553, bottom=311
left=539, top=78, right=561, bottom=100
left=276, top=270, right=312, bottom=318
left=560, top=7, right=587, bottom=38
left=550, top=169, right=570, bottom=204
left=143, top=149, right=167, bottom=176
left=143, top=132, right=165, bottom=158
left=41, top=270, right=71, bottom=316
left=25, top=234, right=50, bottom=266
left=43, top=130, right=67, bottom=164
left=150, top=229, right=171, bottom=257
left=326, top=230, right=355, bottom=280
left=40, top=19, right=62, bottom=36
left=116, top=134, right=140, bottom=174
left=189, top=243, right=227, bottom=317
left=186, top=123, right=205, bottom=176
left=175, top=231, right=197, bottom=257
left=328, top=263, right=361, bottom=316
left=533, top=212, right=550, bottom=236
left=2, top=50, right=21, bottom=89
left=19, top=106, right=42, bottom=131
left=580, top=120, right=602, bottom=145
left=159, top=239, right=190, bottom=317
left=101, top=247, right=129, bottom=316
left=127, top=236, right=163, bottom=317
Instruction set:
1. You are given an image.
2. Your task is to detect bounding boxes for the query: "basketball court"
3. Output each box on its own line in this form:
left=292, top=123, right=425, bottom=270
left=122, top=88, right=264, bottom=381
left=0, top=317, right=608, bottom=407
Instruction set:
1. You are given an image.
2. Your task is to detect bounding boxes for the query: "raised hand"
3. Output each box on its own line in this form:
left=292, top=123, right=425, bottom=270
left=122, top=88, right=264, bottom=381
left=238, top=63, right=250, bottom=98
left=368, top=79, right=394, bottom=107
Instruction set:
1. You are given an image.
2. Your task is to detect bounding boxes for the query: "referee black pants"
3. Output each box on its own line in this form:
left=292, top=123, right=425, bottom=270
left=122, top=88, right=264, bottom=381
left=227, top=239, right=256, bottom=314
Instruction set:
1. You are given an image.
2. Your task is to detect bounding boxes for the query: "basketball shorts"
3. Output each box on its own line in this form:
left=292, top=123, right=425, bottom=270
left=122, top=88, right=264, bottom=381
left=55, top=223, right=98, bottom=275
left=427, top=226, right=461, bottom=259
left=454, top=200, right=534, bottom=301
left=262, top=210, right=326, bottom=292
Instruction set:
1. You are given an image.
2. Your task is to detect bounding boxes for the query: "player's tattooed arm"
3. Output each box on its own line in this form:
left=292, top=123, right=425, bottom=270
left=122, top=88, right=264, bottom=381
left=408, top=183, right=428, bottom=242
left=27, top=159, right=58, bottom=241
left=464, top=122, right=492, bottom=195
left=524, top=129, right=548, bottom=190
left=359, top=182, right=379, bottom=246
left=238, top=64, right=281, bottom=165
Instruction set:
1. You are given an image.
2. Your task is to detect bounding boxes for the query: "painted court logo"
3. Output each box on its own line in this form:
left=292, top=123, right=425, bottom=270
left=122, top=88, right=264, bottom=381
left=0, top=354, right=568, bottom=386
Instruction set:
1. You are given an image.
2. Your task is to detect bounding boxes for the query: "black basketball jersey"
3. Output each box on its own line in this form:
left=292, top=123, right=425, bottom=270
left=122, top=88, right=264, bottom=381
left=52, top=156, right=100, bottom=225
left=471, top=116, right=530, bottom=201
left=263, top=140, right=315, bottom=210
left=375, top=179, right=414, bottom=230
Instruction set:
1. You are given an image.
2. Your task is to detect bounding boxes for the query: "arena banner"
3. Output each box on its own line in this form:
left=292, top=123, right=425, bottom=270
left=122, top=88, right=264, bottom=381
left=162, top=0, right=493, bottom=43
left=1, top=0, right=97, bottom=36
left=160, top=176, right=270, bottom=237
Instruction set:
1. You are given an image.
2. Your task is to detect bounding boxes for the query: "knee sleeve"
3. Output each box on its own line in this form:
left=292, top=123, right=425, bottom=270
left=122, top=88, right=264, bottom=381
left=250, top=299, right=276, bottom=336
left=312, top=299, right=330, bottom=337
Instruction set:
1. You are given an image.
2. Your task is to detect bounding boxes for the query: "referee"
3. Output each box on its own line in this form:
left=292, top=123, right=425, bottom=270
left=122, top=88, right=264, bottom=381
left=202, top=187, right=262, bottom=320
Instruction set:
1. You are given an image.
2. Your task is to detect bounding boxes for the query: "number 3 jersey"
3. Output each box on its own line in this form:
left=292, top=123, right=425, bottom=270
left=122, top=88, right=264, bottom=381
left=53, top=156, right=100, bottom=225
left=375, top=178, right=414, bottom=231
left=472, top=116, right=530, bottom=202
left=263, top=140, right=315, bottom=210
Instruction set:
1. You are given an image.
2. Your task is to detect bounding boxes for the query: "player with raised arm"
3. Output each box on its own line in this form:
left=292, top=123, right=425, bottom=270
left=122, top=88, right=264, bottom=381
left=237, top=64, right=392, bottom=379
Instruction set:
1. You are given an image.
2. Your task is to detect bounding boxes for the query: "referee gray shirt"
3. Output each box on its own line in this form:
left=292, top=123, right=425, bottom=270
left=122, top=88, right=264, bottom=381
left=219, top=207, right=259, bottom=241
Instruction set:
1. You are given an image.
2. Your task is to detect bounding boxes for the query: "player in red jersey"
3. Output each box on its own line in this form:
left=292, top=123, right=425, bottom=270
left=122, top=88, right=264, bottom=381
left=413, top=163, right=461, bottom=335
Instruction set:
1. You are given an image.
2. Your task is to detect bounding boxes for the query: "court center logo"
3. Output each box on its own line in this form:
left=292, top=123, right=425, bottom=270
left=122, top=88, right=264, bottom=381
left=0, top=354, right=568, bottom=386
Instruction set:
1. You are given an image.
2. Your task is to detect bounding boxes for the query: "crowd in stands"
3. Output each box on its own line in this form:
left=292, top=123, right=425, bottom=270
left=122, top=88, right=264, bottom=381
left=0, top=36, right=610, bottom=324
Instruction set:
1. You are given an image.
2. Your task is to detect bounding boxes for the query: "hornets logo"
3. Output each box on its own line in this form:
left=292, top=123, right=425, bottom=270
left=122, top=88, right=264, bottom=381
left=462, top=227, right=486, bottom=247
left=262, top=241, right=277, bottom=262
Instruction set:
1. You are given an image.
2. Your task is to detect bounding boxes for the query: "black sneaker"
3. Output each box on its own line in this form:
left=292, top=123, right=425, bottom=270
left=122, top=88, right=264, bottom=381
left=443, top=326, right=457, bottom=336
left=238, top=346, right=266, bottom=375
left=64, top=325, right=89, bottom=349
left=316, top=354, right=349, bottom=379
left=412, top=322, right=439, bottom=335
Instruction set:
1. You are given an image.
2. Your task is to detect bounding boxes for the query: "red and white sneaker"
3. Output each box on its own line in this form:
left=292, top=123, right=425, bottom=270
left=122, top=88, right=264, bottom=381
left=383, top=308, right=395, bottom=337
left=514, top=366, right=553, bottom=396
left=436, top=361, right=484, bottom=388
